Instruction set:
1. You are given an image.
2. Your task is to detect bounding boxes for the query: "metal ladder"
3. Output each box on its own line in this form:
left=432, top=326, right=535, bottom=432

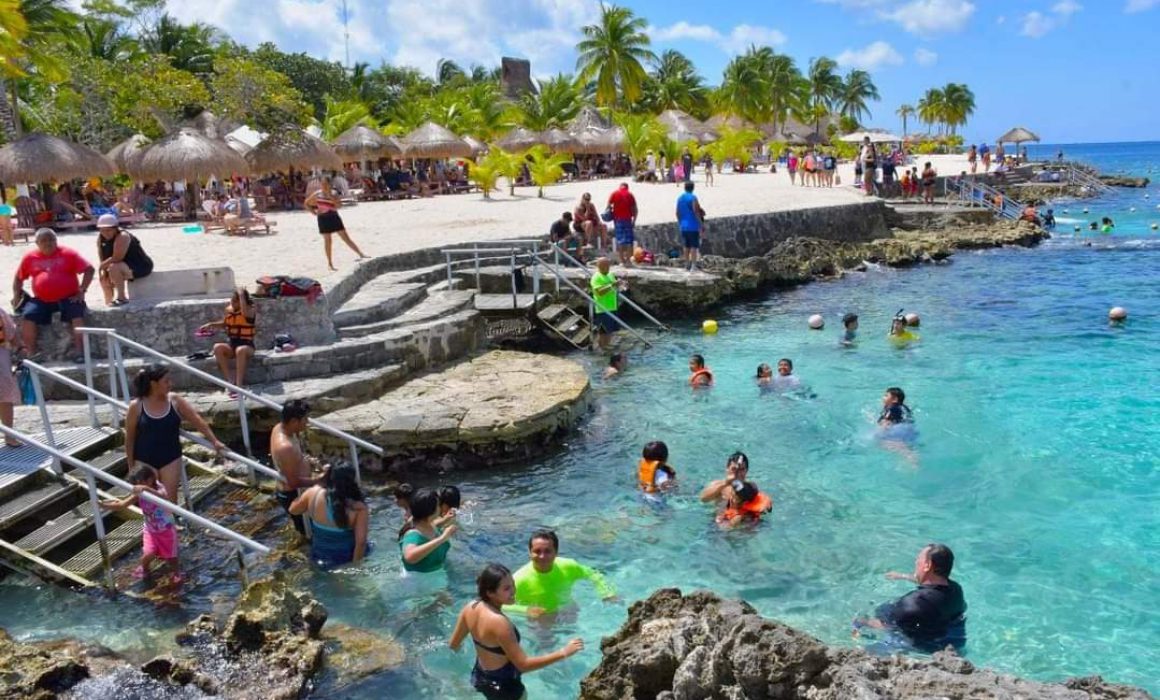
left=1063, top=164, right=1114, bottom=194
left=952, top=178, right=1026, bottom=221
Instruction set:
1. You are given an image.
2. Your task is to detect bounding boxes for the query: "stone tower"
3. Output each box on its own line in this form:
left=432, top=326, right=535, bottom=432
left=501, top=57, right=535, bottom=101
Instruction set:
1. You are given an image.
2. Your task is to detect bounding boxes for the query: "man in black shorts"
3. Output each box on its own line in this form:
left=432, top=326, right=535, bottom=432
left=856, top=543, right=967, bottom=651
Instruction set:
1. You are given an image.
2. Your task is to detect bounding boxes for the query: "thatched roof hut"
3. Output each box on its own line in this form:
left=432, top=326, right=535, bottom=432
left=462, top=135, right=487, bottom=156
left=247, top=126, right=343, bottom=173
left=541, top=128, right=580, bottom=154
left=105, top=133, right=151, bottom=173
left=331, top=124, right=402, bottom=159
left=569, top=105, right=611, bottom=133
left=129, top=128, right=248, bottom=181
left=401, top=122, right=473, bottom=159
left=495, top=127, right=543, bottom=152
left=0, top=133, right=115, bottom=182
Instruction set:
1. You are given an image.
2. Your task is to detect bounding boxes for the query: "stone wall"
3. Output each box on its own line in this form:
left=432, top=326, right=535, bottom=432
left=633, top=200, right=892, bottom=258
left=32, top=295, right=336, bottom=360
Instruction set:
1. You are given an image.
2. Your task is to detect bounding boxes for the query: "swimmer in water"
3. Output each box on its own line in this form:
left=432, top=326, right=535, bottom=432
left=889, top=312, right=919, bottom=345
left=878, top=387, right=913, bottom=427
left=688, top=354, right=714, bottom=388
left=878, top=387, right=917, bottom=464
left=638, top=440, right=677, bottom=493
left=768, top=358, right=803, bottom=392
left=853, top=544, right=966, bottom=653
left=755, top=363, right=773, bottom=387
left=434, top=485, right=461, bottom=527
left=603, top=352, right=626, bottom=379
left=1042, top=209, right=1055, bottom=229
left=700, top=452, right=751, bottom=506
left=840, top=312, right=859, bottom=346
left=716, top=479, right=772, bottom=528
left=507, top=530, right=617, bottom=617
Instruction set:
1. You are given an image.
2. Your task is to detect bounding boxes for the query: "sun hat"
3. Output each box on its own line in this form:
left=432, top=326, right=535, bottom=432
left=97, top=213, right=118, bottom=228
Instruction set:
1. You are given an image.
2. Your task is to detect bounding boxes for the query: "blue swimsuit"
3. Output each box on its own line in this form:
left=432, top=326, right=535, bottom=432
left=307, top=489, right=372, bottom=568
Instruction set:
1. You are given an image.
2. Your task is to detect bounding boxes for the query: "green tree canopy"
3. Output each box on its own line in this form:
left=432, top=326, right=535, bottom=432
left=211, top=55, right=311, bottom=131
left=251, top=42, right=349, bottom=119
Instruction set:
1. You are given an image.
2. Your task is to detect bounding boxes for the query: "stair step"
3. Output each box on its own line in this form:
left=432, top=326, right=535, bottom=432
left=15, top=501, right=98, bottom=555
left=0, top=479, right=79, bottom=531
left=569, top=328, right=591, bottom=348
left=537, top=304, right=568, bottom=323
left=333, top=281, right=427, bottom=328
left=338, top=291, right=476, bottom=338
left=59, top=516, right=141, bottom=581
left=554, top=314, right=584, bottom=336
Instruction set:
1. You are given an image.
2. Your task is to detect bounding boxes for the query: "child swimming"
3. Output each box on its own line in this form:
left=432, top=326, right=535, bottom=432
left=638, top=441, right=677, bottom=493
left=888, top=311, right=920, bottom=345
left=716, top=480, right=772, bottom=528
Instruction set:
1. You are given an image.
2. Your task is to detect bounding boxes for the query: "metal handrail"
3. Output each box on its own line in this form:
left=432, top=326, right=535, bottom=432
left=22, top=360, right=284, bottom=487
left=0, top=423, right=269, bottom=591
left=954, top=178, right=1022, bottom=220
left=527, top=256, right=652, bottom=347
left=539, top=243, right=669, bottom=331
left=1064, top=165, right=1113, bottom=194
left=76, top=328, right=380, bottom=483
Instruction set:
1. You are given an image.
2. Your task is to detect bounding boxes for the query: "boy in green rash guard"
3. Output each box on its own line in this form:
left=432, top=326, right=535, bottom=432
left=507, top=530, right=616, bottom=617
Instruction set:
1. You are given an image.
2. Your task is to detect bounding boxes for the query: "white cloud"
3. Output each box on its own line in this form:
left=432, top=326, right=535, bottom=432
left=1052, top=0, right=1082, bottom=16
left=881, top=0, right=976, bottom=34
left=836, top=41, right=904, bottom=70
left=1020, top=11, right=1054, bottom=37
left=996, top=15, right=1006, bottom=24
left=914, top=47, right=938, bottom=66
left=1125, top=0, right=1158, bottom=11
left=648, top=21, right=787, bottom=55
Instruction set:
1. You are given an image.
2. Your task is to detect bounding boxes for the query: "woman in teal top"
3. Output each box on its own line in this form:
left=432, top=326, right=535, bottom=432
left=289, top=465, right=372, bottom=568
left=400, top=487, right=457, bottom=572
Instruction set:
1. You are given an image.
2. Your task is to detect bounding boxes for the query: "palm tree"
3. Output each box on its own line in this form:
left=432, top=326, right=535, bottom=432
left=140, top=14, right=219, bottom=76
left=614, top=111, right=662, bottom=170
left=65, top=18, right=138, bottom=62
left=718, top=47, right=769, bottom=125
left=941, top=82, right=975, bottom=135
left=806, top=57, right=842, bottom=135
left=896, top=104, right=915, bottom=137
left=837, top=69, right=879, bottom=124
left=766, top=52, right=806, bottom=137
left=436, top=58, right=465, bottom=86
left=644, top=49, right=708, bottom=116
left=525, top=145, right=572, bottom=197
left=575, top=4, right=656, bottom=107
left=468, top=152, right=503, bottom=198
left=320, top=96, right=375, bottom=140
left=916, top=87, right=946, bottom=134
left=518, top=74, right=581, bottom=131
left=2, top=0, right=74, bottom=139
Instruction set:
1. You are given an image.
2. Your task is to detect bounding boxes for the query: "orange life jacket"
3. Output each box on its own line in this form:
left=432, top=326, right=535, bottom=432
left=224, top=309, right=256, bottom=341
left=689, top=368, right=714, bottom=387
left=722, top=492, right=773, bottom=521
left=638, top=459, right=673, bottom=493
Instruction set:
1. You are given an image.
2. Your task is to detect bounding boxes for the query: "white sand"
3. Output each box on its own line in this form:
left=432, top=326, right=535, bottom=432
left=5, top=159, right=961, bottom=307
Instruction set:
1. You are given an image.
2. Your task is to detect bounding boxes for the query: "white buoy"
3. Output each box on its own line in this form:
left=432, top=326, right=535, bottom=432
left=904, top=312, right=921, bottom=327
left=1145, top=194, right=1151, bottom=199
left=1130, top=207, right=1136, bottom=212
left=1109, top=307, right=1128, bottom=322
left=1062, top=209, right=1069, bottom=214
left=808, top=314, right=824, bottom=330
left=1083, top=208, right=1089, bottom=214
left=1073, top=225, right=1081, bottom=232
left=1152, top=223, right=1158, bottom=230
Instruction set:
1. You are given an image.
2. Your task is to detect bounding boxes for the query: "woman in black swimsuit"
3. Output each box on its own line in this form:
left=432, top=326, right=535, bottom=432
left=124, top=365, right=225, bottom=504
left=450, top=563, right=583, bottom=699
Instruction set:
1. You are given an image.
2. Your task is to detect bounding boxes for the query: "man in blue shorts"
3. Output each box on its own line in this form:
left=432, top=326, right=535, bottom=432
left=589, top=257, right=623, bottom=350
left=607, top=183, right=637, bottom=267
left=675, top=181, right=705, bottom=271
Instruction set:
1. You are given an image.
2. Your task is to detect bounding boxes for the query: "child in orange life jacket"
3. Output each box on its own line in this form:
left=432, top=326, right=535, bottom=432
left=638, top=441, right=677, bottom=493
left=717, top=480, right=772, bottom=528
left=688, top=354, right=714, bottom=387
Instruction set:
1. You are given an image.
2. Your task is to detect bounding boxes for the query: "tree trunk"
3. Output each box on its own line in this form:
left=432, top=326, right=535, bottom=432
left=0, top=79, right=19, bottom=142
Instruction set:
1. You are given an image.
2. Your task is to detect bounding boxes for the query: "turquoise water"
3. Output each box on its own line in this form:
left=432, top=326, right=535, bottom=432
left=1, top=145, right=1157, bottom=698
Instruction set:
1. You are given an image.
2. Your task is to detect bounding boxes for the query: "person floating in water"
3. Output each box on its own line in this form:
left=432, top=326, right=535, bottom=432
left=1100, top=217, right=1115, bottom=233
left=699, top=452, right=751, bottom=505
left=878, top=387, right=913, bottom=427
left=716, top=479, right=772, bottom=528
left=889, top=312, right=920, bottom=345
left=768, top=358, right=803, bottom=392
left=1042, top=209, right=1056, bottom=229
left=853, top=543, right=967, bottom=652
left=755, top=363, right=773, bottom=387
left=638, top=440, right=677, bottom=494
left=603, top=352, right=626, bottom=379
left=508, top=530, right=616, bottom=617
left=450, top=563, right=583, bottom=700
left=688, top=354, right=714, bottom=388
left=840, top=312, right=859, bottom=346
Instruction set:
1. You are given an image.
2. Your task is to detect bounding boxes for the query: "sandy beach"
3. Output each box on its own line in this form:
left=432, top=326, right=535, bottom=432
left=1, top=155, right=979, bottom=307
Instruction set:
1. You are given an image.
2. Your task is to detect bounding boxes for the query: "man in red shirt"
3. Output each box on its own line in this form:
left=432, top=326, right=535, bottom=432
left=11, top=229, right=94, bottom=361
left=606, top=183, right=638, bottom=267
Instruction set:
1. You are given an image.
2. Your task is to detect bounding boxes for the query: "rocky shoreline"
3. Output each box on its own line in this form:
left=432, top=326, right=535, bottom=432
left=580, top=588, right=1154, bottom=700
left=0, top=574, right=402, bottom=699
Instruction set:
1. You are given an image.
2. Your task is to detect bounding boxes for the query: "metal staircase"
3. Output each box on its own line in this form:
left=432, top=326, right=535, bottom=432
left=952, top=178, right=1027, bottom=221
left=536, top=304, right=593, bottom=349
left=1063, top=164, right=1114, bottom=194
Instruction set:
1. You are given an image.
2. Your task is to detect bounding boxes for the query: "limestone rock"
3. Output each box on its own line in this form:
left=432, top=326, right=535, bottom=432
left=580, top=589, right=1154, bottom=700
left=223, top=571, right=329, bottom=651
left=0, top=628, right=90, bottom=699
left=323, top=623, right=405, bottom=686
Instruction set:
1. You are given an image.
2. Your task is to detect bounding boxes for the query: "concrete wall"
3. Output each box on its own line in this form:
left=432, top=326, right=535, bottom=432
left=32, top=295, right=336, bottom=360
left=633, top=200, right=892, bottom=258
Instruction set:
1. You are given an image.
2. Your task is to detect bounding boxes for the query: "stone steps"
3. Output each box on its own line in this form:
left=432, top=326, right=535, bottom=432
left=331, top=263, right=448, bottom=329
left=338, top=290, right=476, bottom=338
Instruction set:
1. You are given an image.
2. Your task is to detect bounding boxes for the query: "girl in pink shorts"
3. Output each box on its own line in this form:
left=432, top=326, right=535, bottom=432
left=101, top=465, right=181, bottom=583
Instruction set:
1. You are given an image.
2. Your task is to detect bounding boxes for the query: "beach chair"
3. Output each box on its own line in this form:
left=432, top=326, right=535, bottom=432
left=13, top=196, right=39, bottom=242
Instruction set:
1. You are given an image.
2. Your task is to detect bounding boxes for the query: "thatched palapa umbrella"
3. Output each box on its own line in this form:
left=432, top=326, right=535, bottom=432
left=401, top=122, right=473, bottom=159
left=331, top=124, right=402, bottom=160
left=997, top=127, right=1040, bottom=145
left=106, top=133, right=151, bottom=173
left=129, top=128, right=248, bottom=181
left=569, top=105, right=611, bottom=132
left=462, top=135, right=487, bottom=157
left=541, top=128, right=579, bottom=154
left=247, top=126, right=343, bottom=173
left=0, top=133, right=115, bottom=183
left=495, top=126, right=543, bottom=152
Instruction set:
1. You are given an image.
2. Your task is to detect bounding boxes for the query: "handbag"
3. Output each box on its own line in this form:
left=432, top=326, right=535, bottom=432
left=600, top=206, right=614, bottom=222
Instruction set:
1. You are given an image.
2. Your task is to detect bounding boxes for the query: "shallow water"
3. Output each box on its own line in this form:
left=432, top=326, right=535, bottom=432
left=2, top=153, right=1158, bottom=698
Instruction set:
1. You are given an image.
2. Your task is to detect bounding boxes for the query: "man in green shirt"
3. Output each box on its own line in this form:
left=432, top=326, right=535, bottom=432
left=508, top=530, right=616, bottom=617
left=589, top=257, right=624, bottom=350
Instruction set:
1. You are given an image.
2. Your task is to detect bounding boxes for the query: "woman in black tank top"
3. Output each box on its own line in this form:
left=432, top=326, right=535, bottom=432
left=96, top=219, right=153, bottom=306
left=124, top=365, right=226, bottom=503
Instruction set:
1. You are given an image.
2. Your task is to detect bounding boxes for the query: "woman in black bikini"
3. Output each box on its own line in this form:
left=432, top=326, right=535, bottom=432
left=304, top=176, right=367, bottom=271
left=450, top=563, right=582, bottom=699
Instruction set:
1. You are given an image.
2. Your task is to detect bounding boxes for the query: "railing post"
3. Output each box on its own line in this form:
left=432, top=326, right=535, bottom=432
left=510, top=251, right=518, bottom=310
left=531, top=242, right=541, bottom=298
left=111, top=338, right=130, bottom=416
left=553, top=246, right=561, bottom=292
left=179, top=459, right=193, bottom=512
left=349, top=441, right=361, bottom=484
left=236, top=393, right=254, bottom=469
left=445, top=251, right=452, bottom=287
left=588, top=300, right=596, bottom=352
left=28, top=370, right=59, bottom=474
left=104, top=334, right=122, bottom=427
left=84, top=469, right=116, bottom=591
left=82, top=333, right=98, bottom=429
left=474, top=243, right=481, bottom=291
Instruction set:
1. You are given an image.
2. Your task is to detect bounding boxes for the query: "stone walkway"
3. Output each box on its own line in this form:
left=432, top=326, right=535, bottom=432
left=310, top=350, right=590, bottom=469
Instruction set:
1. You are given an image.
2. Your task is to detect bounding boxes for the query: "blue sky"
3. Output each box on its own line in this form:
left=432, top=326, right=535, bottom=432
left=168, top=0, right=1160, bottom=143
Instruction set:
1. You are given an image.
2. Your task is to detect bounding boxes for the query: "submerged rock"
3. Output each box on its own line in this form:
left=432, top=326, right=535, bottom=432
left=323, top=623, right=405, bottom=686
left=580, top=589, right=1154, bottom=700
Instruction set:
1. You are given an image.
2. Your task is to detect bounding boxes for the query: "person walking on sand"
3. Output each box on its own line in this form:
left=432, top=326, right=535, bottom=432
left=967, top=145, right=978, bottom=174
left=607, top=183, right=638, bottom=267
left=979, top=142, right=991, bottom=172
left=676, top=181, right=706, bottom=272
left=124, top=364, right=225, bottom=504
left=305, top=176, right=367, bottom=271
left=860, top=137, right=877, bottom=196
left=450, top=563, right=584, bottom=699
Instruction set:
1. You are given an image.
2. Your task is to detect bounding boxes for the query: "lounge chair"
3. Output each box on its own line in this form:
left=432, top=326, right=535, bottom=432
left=13, top=196, right=39, bottom=242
